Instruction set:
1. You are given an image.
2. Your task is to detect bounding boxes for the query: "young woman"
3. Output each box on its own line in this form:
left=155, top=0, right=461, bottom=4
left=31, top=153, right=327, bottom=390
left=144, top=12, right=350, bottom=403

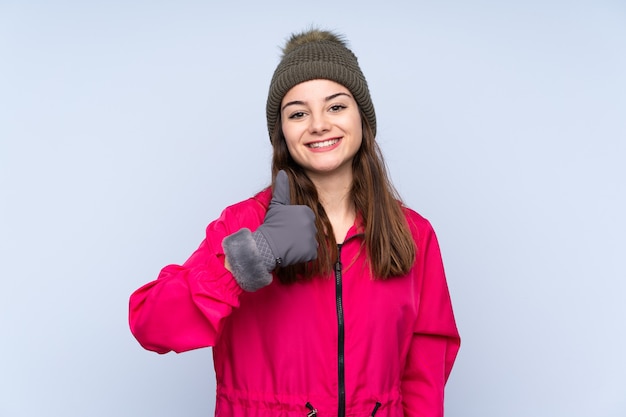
left=129, top=29, right=460, bottom=417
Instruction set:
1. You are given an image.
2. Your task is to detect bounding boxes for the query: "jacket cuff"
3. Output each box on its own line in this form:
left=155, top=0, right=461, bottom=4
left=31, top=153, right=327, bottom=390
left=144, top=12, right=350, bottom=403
left=222, top=228, right=272, bottom=292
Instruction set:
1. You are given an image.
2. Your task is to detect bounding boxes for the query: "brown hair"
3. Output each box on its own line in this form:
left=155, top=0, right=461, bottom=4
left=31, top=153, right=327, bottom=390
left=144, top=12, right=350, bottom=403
left=270, top=114, right=416, bottom=282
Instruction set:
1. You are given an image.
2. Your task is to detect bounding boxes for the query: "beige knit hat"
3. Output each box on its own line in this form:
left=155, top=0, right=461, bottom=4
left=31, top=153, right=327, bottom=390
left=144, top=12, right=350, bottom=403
left=266, top=29, right=376, bottom=141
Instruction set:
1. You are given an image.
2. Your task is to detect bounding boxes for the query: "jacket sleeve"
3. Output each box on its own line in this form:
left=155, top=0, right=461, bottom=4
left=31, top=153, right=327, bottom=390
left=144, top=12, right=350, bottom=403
left=128, top=203, right=261, bottom=354
left=401, top=219, right=461, bottom=417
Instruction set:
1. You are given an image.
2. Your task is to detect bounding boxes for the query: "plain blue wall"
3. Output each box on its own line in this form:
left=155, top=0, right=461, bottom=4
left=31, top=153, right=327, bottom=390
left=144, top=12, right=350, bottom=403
left=1, top=1, right=625, bottom=416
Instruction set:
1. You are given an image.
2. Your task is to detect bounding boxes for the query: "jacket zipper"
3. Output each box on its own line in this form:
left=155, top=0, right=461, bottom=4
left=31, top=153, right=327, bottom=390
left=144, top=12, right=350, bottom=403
left=335, top=243, right=346, bottom=417
left=370, top=401, right=382, bottom=416
left=304, top=400, right=380, bottom=416
left=305, top=402, right=318, bottom=417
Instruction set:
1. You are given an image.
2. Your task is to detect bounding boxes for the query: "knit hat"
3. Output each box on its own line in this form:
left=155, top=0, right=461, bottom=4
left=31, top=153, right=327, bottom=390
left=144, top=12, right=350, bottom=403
left=266, top=29, right=376, bottom=141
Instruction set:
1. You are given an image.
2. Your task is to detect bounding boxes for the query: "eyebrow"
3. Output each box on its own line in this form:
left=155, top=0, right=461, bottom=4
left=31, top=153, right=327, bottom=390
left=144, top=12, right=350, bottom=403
left=281, top=92, right=352, bottom=112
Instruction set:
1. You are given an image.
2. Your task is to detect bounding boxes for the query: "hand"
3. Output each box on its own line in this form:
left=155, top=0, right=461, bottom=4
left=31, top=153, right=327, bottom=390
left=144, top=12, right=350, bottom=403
left=222, top=170, right=318, bottom=291
left=253, top=170, right=318, bottom=268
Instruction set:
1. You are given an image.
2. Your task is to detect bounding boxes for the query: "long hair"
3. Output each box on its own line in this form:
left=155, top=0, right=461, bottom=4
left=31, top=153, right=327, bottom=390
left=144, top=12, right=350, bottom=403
left=270, top=114, right=416, bottom=283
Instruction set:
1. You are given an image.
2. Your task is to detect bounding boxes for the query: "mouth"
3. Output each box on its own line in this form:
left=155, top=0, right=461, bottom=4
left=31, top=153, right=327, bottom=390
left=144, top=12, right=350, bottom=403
left=306, top=138, right=341, bottom=149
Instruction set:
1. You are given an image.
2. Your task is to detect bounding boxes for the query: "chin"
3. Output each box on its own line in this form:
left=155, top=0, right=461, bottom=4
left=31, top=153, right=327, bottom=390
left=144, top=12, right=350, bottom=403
left=306, top=164, right=351, bottom=177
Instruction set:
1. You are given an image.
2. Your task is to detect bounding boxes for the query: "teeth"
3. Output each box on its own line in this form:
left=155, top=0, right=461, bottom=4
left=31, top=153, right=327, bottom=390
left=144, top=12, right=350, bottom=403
left=308, top=139, right=339, bottom=148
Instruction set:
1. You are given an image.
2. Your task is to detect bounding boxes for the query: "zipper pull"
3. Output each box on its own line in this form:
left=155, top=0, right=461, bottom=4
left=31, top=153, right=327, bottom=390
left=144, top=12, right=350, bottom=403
left=305, top=402, right=318, bottom=417
left=335, top=243, right=343, bottom=272
left=370, top=401, right=382, bottom=416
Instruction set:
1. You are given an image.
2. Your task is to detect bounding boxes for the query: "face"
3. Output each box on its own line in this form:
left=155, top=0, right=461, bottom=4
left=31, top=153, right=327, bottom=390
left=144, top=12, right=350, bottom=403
left=280, top=79, right=363, bottom=179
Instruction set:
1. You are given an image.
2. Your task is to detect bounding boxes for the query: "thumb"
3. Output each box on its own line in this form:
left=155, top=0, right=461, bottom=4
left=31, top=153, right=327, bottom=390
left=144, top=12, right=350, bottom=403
left=271, top=170, right=291, bottom=205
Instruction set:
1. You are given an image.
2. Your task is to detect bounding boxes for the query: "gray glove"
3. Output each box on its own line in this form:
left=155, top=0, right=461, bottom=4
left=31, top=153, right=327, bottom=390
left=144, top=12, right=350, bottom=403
left=222, top=170, right=318, bottom=291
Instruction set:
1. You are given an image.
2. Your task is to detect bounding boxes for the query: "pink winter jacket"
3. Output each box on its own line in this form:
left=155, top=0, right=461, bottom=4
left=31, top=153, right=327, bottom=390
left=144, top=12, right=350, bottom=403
left=129, top=188, right=460, bottom=417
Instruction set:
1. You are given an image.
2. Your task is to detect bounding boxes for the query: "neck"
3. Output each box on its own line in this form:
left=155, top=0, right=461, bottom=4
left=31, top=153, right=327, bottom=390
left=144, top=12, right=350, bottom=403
left=308, top=170, right=356, bottom=243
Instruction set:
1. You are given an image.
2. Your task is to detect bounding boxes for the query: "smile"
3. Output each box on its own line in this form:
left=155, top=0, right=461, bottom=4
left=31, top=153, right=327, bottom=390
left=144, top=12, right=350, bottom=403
left=307, top=138, right=340, bottom=149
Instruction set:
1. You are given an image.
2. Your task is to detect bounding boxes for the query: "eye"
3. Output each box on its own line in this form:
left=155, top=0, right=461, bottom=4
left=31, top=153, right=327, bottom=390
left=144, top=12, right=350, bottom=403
left=329, top=104, right=347, bottom=112
left=287, top=111, right=306, bottom=119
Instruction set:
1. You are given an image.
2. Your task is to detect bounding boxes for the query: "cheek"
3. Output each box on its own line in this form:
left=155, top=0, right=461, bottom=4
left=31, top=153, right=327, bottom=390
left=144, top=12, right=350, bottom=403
left=280, top=123, right=299, bottom=156
left=281, top=128, right=291, bottom=147
left=348, top=111, right=363, bottom=138
left=352, top=119, right=363, bottom=144
left=281, top=123, right=300, bottom=148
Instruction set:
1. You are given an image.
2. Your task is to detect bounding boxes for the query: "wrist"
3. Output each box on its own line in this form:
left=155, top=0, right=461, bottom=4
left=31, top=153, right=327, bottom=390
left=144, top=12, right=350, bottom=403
left=222, top=228, right=273, bottom=292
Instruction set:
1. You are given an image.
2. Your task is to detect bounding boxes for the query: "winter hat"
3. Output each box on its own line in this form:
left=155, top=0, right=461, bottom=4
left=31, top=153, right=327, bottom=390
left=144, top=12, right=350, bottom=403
left=266, top=29, right=376, bottom=141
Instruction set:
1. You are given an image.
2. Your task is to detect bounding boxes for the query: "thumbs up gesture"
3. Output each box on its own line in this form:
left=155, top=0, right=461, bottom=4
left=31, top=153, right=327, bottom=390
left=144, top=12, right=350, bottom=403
left=222, top=170, right=318, bottom=291
left=254, top=170, right=318, bottom=268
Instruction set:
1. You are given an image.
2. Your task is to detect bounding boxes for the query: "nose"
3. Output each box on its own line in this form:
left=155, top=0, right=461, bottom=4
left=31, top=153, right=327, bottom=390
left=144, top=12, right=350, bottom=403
left=308, top=111, right=331, bottom=135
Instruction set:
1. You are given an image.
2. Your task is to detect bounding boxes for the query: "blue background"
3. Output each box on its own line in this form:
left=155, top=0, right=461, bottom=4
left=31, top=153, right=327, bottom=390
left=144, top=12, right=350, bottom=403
left=1, top=1, right=625, bottom=416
